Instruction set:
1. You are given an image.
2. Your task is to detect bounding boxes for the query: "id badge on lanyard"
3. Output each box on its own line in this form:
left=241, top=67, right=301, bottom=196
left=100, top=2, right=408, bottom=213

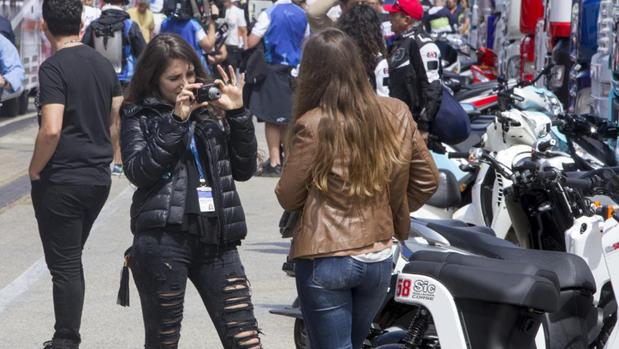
left=190, top=134, right=216, bottom=213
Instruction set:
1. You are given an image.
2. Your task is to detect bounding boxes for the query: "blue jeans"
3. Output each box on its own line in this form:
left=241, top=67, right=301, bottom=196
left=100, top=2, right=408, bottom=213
left=295, top=256, right=392, bottom=349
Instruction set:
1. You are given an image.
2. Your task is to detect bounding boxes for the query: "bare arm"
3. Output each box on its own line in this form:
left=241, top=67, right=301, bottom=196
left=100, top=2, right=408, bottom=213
left=238, top=26, right=248, bottom=48
left=246, top=34, right=261, bottom=49
left=306, top=0, right=338, bottom=31
left=199, top=22, right=217, bottom=52
left=110, top=96, right=124, bottom=165
left=29, top=104, right=64, bottom=180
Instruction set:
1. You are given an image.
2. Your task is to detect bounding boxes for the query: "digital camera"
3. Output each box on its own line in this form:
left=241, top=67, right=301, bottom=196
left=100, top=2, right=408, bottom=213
left=196, top=83, right=221, bottom=103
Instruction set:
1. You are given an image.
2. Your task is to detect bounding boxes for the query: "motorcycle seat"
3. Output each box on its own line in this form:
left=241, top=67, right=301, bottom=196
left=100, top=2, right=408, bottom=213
left=459, top=56, right=476, bottom=71
left=425, top=170, right=461, bottom=208
left=403, top=251, right=560, bottom=313
left=455, top=81, right=499, bottom=101
left=420, top=220, right=596, bottom=293
left=413, top=217, right=495, bottom=236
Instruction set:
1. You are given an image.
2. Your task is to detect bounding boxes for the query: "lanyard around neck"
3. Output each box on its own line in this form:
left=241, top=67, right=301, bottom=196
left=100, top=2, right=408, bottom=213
left=189, top=135, right=207, bottom=185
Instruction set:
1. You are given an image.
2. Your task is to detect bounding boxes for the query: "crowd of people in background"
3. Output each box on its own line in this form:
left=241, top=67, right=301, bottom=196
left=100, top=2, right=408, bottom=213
left=21, top=0, right=472, bottom=347
left=69, top=0, right=471, bottom=178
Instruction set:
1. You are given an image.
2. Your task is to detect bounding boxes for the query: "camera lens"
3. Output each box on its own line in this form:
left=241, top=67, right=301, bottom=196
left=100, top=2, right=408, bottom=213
left=208, top=86, right=221, bottom=101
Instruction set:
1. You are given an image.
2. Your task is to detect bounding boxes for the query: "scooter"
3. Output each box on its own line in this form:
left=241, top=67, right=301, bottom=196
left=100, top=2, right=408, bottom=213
left=503, top=159, right=619, bottom=347
left=519, top=0, right=545, bottom=82
left=533, top=0, right=573, bottom=108
left=493, top=0, right=525, bottom=80
left=394, top=150, right=618, bottom=348
left=374, top=250, right=560, bottom=349
left=608, top=2, right=619, bottom=156
left=419, top=68, right=573, bottom=239
left=568, top=0, right=602, bottom=115
left=590, top=0, right=616, bottom=119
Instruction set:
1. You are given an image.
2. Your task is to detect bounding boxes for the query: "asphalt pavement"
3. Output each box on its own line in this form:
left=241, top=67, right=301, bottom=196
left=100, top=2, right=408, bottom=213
left=0, top=115, right=298, bottom=349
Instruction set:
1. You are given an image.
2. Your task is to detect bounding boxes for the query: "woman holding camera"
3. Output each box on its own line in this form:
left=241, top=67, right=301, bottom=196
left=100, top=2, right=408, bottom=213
left=120, top=34, right=261, bottom=349
left=275, top=29, right=439, bottom=348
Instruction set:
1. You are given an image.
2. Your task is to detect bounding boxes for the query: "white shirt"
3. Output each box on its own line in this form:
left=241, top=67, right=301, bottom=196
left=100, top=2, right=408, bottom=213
left=81, top=6, right=102, bottom=33
left=224, top=5, right=247, bottom=48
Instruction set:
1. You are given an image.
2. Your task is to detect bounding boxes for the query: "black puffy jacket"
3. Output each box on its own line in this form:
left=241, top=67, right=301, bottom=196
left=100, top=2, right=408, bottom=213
left=120, top=97, right=257, bottom=244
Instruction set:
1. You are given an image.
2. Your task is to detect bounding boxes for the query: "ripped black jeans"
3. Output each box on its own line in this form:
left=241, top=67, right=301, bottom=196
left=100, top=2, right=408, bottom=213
left=130, top=231, right=261, bottom=349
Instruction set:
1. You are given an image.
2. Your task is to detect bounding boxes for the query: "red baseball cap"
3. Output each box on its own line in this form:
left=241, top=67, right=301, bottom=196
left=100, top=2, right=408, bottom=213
left=383, top=0, right=423, bottom=20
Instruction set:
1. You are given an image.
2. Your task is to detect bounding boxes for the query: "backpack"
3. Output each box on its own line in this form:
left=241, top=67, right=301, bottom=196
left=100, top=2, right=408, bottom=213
left=431, top=86, right=471, bottom=145
left=91, top=17, right=131, bottom=74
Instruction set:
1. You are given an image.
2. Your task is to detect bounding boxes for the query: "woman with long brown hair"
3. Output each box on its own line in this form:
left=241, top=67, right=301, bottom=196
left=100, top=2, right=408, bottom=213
left=275, top=29, right=439, bottom=348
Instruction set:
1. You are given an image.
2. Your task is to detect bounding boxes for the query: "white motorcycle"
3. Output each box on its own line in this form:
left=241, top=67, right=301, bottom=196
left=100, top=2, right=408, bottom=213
left=370, top=162, right=619, bottom=348
left=416, top=70, right=571, bottom=246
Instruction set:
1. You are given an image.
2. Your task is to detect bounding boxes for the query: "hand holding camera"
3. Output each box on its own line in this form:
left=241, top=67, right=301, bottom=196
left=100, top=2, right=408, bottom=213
left=210, top=64, right=245, bottom=111
left=174, top=82, right=209, bottom=121
left=174, top=65, right=244, bottom=121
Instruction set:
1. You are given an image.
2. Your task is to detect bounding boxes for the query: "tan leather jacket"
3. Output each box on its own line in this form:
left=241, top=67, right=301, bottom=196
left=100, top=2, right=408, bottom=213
left=275, top=97, right=440, bottom=259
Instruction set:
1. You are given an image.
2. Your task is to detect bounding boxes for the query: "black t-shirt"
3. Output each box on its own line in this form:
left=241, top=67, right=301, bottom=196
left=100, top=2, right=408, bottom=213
left=37, top=44, right=122, bottom=185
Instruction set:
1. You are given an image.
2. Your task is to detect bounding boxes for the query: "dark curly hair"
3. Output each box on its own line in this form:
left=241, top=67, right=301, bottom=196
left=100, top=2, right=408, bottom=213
left=42, top=0, right=83, bottom=37
left=337, top=4, right=386, bottom=77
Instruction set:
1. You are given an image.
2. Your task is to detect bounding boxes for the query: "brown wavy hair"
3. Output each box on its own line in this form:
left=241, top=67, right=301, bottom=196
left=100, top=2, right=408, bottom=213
left=292, top=29, right=405, bottom=198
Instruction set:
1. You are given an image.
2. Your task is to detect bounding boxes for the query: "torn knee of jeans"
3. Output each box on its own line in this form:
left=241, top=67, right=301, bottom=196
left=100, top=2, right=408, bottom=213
left=224, top=295, right=253, bottom=312
left=223, top=276, right=250, bottom=293
left=158, top=290, right=184, bottom=348
left=227, top=321, right=262, bottom=349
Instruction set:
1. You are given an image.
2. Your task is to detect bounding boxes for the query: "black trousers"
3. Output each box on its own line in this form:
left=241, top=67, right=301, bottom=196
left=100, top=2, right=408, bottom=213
left=225, top=45, right=244, bottom=72
left=130, top=231, right=261, bottom=349
left=31, top=180, right=110, bottom=347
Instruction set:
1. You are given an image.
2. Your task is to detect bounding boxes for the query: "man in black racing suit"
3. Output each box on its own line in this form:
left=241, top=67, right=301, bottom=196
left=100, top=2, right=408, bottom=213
left=385, top=0, right=443, bottom=141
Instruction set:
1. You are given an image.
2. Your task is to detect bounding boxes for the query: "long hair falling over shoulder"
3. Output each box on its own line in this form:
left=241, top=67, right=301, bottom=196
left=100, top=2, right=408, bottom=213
left=292, top=29, right=405, bottom=198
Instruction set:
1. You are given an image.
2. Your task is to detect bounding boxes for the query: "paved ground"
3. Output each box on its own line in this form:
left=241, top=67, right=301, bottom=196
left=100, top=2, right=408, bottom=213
left=0, top=113, right=298, bottom=348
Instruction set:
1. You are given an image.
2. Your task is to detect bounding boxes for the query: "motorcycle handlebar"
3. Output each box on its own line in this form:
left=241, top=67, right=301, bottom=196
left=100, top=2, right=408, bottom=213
left=448, top=152, right=470, bottom=159
left=563, top=177, right=594, bottom=192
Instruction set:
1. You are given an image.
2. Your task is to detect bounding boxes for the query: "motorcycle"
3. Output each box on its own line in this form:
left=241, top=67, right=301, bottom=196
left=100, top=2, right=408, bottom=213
left=568, top=0, right=602, bottom=115
left=374, top=149, right=619, bottom=348
left=519, top=0, right=545, bottom=82
left=590, top=0, right=616, bottom=119
left=493, top=0, right=524, bottom=80
left=503, top=156, right=619, bottom=347
left=534, top=0, right=572, bottom=107
left=418, top=67, right=573, bottom=239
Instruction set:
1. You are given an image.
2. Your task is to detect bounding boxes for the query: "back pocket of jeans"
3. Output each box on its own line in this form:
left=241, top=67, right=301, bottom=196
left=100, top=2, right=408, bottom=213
left=312, top=257, right=354, bottom=290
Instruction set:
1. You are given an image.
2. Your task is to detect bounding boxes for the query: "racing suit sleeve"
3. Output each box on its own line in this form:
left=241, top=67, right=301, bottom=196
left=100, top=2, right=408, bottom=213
left=409, top=38, right=442, bottom=132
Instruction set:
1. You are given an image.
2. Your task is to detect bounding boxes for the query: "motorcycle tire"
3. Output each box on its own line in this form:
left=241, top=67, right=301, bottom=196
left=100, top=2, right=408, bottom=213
left=294, top=319, right=310, bottom=349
